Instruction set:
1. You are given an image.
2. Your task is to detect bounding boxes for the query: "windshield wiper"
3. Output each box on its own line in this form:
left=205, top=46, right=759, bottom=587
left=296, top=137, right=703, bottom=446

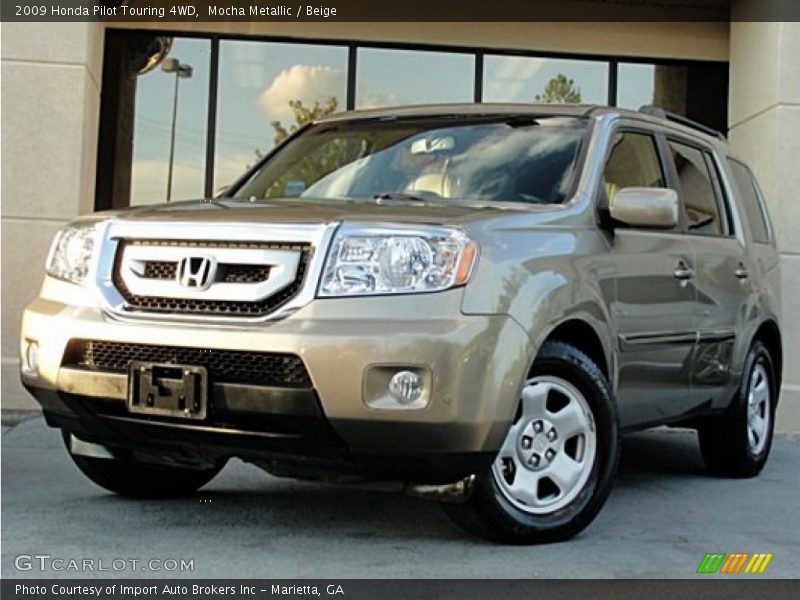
left=372, top=192, right=429, bottom=203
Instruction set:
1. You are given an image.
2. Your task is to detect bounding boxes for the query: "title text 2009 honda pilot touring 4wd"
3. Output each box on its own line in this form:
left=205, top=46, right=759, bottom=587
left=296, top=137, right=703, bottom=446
left=21, top=104, right=782, bottom=543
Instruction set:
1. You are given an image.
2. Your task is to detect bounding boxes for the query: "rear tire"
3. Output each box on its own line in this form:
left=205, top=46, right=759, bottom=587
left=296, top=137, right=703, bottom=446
left=442, top=341, right=619, bottom=544
left=63, top=432, right=222, bottom=498
left=698, top=341, right=777, bottom=478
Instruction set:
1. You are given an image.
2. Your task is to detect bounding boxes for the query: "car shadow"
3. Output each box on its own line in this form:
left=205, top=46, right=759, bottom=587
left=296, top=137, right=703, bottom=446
left=81, top=429, right=709, bottom=545
left=616, top=428, right=709, bottom=481
left=92, top=473, right=467, bottom=543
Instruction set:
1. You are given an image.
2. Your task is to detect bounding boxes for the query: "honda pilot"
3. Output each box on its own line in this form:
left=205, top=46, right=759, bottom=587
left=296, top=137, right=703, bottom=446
left=20, top=104, right=782, bottom=543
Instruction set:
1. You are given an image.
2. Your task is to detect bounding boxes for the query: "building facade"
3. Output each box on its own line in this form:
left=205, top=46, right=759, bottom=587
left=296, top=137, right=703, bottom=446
left=2, top=4, right=799, bottom=430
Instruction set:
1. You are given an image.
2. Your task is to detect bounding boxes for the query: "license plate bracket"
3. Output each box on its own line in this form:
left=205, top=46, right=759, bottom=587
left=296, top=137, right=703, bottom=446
left=127, top=362, right=208, bottom=420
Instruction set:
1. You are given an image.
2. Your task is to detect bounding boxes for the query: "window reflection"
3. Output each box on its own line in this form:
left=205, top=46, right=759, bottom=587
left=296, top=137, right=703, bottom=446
left=235, top=117, right=587, bottom=205
left=355, top=48, right=474, bottom=109
left=117, top=33, right=727, bottom=210
left=214, top=40, right=348, bottom=191
left=483, top=55, right=608, bottom=104
left=131, top=38, right=209, bottom=205
left=616, top=63, right=656, bottom=110
left=617, top=62, right=693, bottom=118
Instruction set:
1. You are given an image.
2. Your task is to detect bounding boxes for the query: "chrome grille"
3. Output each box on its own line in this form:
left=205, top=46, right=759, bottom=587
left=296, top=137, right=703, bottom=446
left=112, top=239, right=311, bottom=317
left=140, top=260, right=270, bottom=283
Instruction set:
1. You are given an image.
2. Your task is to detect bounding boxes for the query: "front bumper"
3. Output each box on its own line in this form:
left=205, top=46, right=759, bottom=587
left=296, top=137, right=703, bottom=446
left=20, top=286, right=532, bottom=481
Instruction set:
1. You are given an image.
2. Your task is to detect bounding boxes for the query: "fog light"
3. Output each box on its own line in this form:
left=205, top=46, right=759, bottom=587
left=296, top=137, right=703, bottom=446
left=389, top=370, right=423, bottom=405
left=22, top=340, right=39, bottom=376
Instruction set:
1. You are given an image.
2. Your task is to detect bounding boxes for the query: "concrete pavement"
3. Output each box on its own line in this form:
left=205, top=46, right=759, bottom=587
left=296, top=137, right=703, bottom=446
left=2, top=417, right=798, bottom=579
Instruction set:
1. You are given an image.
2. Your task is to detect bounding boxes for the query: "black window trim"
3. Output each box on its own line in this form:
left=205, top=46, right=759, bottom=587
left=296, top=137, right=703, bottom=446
left=704, top=151, right=736, bottom=237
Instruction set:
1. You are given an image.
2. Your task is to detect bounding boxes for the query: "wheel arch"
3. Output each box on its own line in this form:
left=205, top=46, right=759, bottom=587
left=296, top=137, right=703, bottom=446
left=752, top=319, right=783, bottom=396
left=533, top=317, right=613, bottom=385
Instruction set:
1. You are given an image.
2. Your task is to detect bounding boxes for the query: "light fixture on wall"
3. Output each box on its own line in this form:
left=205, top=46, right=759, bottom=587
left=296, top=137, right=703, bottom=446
left=131, top=36, right=173, bottom=76
left=162, top=58, right=193, bottom=201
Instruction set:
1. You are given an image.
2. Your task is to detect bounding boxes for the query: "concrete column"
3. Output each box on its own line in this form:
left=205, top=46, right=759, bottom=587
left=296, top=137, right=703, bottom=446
left=1, top=22, right=104, bottom=410
left=728, top=16, right=800, bottom=431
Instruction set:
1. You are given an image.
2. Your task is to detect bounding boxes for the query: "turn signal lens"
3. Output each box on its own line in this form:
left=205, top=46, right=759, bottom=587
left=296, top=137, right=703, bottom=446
left=455, top=240, right=478, bottom=285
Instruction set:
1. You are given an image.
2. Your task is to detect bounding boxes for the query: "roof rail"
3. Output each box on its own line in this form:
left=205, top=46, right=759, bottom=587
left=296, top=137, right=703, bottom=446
left=638, top=105, right=725, bottom=140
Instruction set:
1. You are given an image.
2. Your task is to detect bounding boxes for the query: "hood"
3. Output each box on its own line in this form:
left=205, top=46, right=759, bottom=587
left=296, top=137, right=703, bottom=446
left=112, top=196, right=556, bottom=228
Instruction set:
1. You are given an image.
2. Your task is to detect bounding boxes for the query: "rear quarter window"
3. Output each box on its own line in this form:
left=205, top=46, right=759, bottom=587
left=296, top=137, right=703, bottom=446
left=728, top=159, right=771, bottom=244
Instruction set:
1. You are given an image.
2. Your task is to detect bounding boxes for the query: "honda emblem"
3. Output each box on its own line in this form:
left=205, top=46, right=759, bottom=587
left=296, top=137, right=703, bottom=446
left=177, top=255, right=217, bottom=290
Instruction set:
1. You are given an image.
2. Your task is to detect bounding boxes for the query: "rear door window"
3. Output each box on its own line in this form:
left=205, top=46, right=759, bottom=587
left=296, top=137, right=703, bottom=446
left=667, top=140, right=725, bottom=236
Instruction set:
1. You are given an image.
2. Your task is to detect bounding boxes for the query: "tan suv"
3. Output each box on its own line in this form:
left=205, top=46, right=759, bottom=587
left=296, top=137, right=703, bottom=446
left=20, top=104, right=782, bottom=544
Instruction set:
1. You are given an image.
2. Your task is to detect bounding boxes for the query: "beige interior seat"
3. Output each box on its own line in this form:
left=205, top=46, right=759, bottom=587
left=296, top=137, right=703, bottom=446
left=406, top=173, right=453, bottom=198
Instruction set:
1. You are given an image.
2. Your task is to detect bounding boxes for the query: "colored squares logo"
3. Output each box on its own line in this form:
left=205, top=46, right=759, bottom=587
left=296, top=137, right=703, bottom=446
left=697, top=553, right=773, bottom=574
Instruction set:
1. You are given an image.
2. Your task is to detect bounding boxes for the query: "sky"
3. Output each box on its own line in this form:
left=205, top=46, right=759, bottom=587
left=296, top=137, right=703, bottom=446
left=131, top=38, right=655, bottom=205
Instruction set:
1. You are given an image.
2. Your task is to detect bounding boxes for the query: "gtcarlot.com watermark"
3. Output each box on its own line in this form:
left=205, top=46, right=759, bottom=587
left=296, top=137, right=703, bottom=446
left=15, top=554, right=194, bottom=573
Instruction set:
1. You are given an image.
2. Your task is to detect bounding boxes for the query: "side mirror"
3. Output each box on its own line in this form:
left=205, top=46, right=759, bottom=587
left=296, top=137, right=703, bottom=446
left=608, top=187, right=679, bottom=229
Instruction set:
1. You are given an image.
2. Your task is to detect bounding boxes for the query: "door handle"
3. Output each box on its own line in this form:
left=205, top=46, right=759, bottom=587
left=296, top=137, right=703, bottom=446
left=673, top=262, right=693, bottom=280
left=735, top=263, right=749, bottom=279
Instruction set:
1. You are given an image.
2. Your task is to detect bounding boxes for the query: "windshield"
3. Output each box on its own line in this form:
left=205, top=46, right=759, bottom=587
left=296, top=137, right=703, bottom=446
left=232, top=116, right=588, bottom=205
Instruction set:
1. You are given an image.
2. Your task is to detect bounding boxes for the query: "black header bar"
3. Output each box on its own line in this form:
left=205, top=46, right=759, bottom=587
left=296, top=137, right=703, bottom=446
left=2, top=0, right=800, bottom=23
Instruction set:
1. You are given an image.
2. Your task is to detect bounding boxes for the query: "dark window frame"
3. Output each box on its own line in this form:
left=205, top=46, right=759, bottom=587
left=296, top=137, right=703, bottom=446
left=703, top=151, right=736, bottom=236
left=98, top=27, right=729, bottom=209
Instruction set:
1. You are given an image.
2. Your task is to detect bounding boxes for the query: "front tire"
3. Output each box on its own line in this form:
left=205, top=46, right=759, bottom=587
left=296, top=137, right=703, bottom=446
left=442, top=341, right=619, bottom=544
left=698, top=341, right=777, bottom=478
left=63, top=432, right=222, bottom=498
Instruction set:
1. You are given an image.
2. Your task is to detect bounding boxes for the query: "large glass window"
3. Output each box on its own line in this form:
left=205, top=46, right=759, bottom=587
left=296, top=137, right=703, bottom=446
left=355, top=48, right=474, bottom=109
left=102, top=31, right=729, bottom=211
left=131, top=38, right=210, bottom=205
left=214, top=41, right=348, bottom=191
left=483, top=55, right=608, bottom=105
left=234, top=116, right=587, bottom=205
left=616, top=63, right=655, bottom=111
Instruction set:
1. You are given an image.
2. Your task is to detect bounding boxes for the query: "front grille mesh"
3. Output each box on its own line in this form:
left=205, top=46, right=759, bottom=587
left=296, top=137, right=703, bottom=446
left=143, top=261, right=177, bottom=279
left=220, top=264, right=271, bottom=283
left=113, top=240, right=311, bottom=317
left=65, top=340, right=312, bottom=388
left=141, top=261, right=270, bottom=284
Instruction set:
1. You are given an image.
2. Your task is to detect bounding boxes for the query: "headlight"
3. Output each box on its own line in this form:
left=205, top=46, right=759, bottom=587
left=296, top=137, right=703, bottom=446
left=45, top=221, right=101, bottom=284
left=319, top=225, right=478, bottom=297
